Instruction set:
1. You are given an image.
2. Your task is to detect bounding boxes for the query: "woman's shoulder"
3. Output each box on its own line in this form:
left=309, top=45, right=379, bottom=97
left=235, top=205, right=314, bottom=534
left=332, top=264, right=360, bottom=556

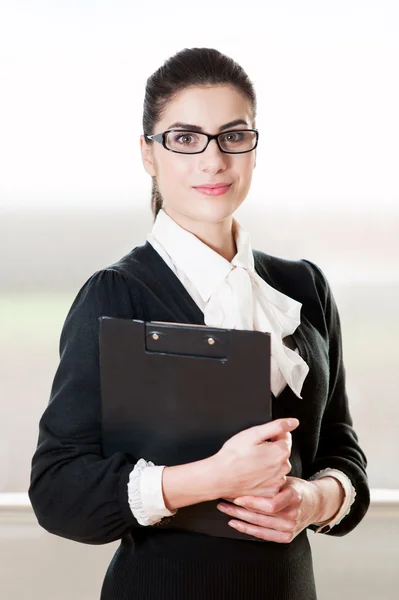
left=253, top=248, right=330, bottom=306
left=62, top=244, right=156, bottom=328
left=101, top=241, right=162, bottom=282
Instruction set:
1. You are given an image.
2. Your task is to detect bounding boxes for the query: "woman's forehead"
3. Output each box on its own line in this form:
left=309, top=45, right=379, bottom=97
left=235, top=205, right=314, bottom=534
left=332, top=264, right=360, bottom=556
left=158, top=85, right=253, bottom=131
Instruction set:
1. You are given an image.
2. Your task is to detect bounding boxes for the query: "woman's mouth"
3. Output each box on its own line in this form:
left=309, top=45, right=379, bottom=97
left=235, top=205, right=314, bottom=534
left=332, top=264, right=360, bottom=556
left=193, top=183, right=232, bottom=196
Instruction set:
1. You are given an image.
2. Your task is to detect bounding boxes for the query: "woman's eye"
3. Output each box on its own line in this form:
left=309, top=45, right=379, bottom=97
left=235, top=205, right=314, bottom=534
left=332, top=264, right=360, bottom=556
left=176, top=133, right=195, bottom=144
left=221, top=131, right=243, bottom=142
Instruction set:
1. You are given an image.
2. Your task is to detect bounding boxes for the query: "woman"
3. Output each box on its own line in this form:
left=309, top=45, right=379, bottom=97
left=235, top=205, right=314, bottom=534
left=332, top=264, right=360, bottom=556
left=28, top=47, right=370, bottom=599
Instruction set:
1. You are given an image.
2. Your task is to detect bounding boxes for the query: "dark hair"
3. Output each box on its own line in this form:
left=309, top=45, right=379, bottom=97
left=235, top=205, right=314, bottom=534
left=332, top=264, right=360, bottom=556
left=142, top=47, right=257, bottom=220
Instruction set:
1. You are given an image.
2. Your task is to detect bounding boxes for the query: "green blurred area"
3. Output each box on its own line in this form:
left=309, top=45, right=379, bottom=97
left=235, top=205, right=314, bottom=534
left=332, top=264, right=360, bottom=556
left=0, top=293, right=73, bottom=342
left=0, top=289, right=395, bottom=368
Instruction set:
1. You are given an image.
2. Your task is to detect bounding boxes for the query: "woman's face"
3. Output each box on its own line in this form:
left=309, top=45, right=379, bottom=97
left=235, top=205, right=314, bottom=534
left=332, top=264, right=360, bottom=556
left=140, top=84, right=256, bottom=226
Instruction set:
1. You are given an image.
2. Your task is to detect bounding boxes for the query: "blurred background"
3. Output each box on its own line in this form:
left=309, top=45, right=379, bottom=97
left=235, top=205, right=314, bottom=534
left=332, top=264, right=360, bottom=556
left=0, top=1, right=398, bottom=599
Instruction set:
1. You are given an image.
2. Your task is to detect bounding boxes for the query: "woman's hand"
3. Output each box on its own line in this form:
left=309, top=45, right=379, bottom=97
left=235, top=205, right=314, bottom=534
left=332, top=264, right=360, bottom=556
left=213, top=418, right=300, bottom=500
left=216, top=476, right=341, bottom=543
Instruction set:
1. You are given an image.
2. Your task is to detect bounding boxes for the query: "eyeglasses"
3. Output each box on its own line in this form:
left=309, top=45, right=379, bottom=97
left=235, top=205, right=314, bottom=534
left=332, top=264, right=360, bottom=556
left=144, top=128, right=259, bottom=154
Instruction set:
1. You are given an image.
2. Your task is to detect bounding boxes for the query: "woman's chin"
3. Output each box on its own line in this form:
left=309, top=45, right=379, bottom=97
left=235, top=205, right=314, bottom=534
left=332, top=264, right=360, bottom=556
left=164, top=193, right=243, bottom=225
left=189, top=195, right=242, bottom=222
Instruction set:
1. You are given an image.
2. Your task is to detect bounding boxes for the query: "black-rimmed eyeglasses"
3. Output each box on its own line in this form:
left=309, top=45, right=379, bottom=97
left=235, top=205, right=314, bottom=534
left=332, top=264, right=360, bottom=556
left=144, top=128, right=259, bottom=155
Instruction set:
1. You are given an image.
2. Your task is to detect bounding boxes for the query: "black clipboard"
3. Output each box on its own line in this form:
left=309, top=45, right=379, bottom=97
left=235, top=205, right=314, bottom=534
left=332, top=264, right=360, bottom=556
left=99, top=317, right=272, bottom=541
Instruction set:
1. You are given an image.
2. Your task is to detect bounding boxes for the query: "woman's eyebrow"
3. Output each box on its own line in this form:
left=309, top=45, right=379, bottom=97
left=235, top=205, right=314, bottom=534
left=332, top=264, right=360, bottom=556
left=166, top=119, right=249, bottom=133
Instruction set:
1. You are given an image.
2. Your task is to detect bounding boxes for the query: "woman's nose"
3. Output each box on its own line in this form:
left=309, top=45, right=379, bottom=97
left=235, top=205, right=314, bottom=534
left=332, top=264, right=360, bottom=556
left=198, top=138, right=227, bottom=171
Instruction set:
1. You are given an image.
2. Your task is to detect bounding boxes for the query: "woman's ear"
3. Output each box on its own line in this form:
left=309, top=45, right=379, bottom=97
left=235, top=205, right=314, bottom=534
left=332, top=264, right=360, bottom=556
left=140, top=135, right=157, bottom=177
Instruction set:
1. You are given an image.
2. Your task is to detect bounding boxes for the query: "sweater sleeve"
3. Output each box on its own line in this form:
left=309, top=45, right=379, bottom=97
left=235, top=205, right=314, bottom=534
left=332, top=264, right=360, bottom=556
left=300, top=259, right=370, bottom=537
left=28, top=269, right=147, bottom=545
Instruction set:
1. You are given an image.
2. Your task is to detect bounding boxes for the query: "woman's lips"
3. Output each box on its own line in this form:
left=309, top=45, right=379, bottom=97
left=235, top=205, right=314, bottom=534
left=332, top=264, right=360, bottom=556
left=193, top=183, right=232, bottom=196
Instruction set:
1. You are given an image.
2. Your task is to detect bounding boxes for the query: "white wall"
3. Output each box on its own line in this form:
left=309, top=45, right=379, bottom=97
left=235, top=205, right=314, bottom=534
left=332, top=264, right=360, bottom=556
left=0, top=1, right=398, bottom=213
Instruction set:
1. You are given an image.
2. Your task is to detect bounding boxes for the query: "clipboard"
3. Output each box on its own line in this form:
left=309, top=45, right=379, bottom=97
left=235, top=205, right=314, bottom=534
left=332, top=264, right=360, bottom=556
left=99, top=317, right=272, bottom=541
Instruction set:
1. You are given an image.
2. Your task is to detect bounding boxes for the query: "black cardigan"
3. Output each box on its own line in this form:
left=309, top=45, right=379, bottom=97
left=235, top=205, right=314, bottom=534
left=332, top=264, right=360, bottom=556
left=28, top=241, right=370, bottom=600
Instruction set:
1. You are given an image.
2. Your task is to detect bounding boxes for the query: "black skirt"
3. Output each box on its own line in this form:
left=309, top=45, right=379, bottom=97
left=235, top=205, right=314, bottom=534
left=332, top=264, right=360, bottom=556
left=100, top=527, right=317, bottom=600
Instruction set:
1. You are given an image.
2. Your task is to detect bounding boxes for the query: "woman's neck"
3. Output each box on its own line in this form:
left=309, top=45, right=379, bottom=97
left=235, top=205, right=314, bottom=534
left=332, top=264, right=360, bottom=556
left=162, top=208, right=237, bottom=262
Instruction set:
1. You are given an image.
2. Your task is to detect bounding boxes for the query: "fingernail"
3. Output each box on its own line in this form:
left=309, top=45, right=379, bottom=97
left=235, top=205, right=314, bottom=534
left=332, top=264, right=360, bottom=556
left=233, top=498, right=246, bottom=506
left=228, top=520, right=237, bottom=527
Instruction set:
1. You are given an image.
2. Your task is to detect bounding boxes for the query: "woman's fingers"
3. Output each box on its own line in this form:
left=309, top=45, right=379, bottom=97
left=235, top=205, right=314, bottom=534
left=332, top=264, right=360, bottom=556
left=218, top=477, right=314, bottom=543
left=221, top=486, right=282, bottom=501
left=227, top=519, right=294, bottom=543
left=250, top=418, right=299, bottom=444
left=274, top=505, right=301, bottom=520
left=269, top=431, right=293, bottom=452
left=219, top=497, right=301, bottom=521
left=217, top=480, right=307, bottom=543
left=230, top=485, right=301, bottom=514
left=260, top=487, right=282, bottom=498
left=217, top=502, right=296, bottom=533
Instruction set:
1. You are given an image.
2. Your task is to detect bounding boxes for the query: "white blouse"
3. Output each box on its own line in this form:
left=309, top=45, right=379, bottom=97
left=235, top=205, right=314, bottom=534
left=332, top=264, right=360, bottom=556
left=127, top=209, right=356, bottom=532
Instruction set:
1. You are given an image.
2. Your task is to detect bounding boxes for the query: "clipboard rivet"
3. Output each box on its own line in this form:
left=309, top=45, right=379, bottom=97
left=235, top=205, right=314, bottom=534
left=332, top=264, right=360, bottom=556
left=207, top=337, right=215, bottom=345
left=152, top=333, right=159, bottom=340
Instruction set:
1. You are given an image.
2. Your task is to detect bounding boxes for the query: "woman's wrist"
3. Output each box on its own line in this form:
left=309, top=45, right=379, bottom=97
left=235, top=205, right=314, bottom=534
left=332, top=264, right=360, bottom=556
left=162, top=454, right=223, bottom=511
left=308, top=476, right=346, bottom=525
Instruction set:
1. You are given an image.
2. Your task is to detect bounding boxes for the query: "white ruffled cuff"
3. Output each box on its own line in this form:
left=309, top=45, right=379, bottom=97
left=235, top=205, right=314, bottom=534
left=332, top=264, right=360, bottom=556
left=308, top=468, right=357, bottom=533
left=127, top=458, right=178, bottom=526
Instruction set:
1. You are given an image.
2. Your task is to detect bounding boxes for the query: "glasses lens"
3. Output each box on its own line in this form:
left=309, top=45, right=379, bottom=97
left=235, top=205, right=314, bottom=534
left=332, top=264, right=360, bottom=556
left=218, top=130, right=257, bottom=153
left=165, top=130, right=257, bottom=153
left=166, top=131, right=208, bottom=153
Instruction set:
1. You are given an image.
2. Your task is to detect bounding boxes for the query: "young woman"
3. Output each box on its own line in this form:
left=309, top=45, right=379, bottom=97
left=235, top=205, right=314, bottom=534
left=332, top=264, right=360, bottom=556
left=29, top=47, right=370, bottom=599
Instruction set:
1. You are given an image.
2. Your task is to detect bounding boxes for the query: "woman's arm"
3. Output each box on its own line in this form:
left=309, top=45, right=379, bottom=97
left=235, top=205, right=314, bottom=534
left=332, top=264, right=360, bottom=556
left=308, top=468, right=356, bottom=532
left=308, top=475, right=345, bottom=525
left=127, top=456, right=222, bottom=526
left=162, top=455, right=222, bottom=511
left=28, top=270, right=144, bottom=545
left=300, top=259, right=370, bottom=536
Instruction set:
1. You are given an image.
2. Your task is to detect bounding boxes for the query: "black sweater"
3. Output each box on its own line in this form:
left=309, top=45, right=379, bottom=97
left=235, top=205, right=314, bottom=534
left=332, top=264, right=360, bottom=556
left=28, top=241, right=370, bottom=600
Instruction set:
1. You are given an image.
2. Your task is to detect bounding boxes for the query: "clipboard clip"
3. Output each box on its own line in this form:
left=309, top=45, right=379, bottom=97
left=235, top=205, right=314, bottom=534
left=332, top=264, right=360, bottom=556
left=144, top=321, right=228, bottom=359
